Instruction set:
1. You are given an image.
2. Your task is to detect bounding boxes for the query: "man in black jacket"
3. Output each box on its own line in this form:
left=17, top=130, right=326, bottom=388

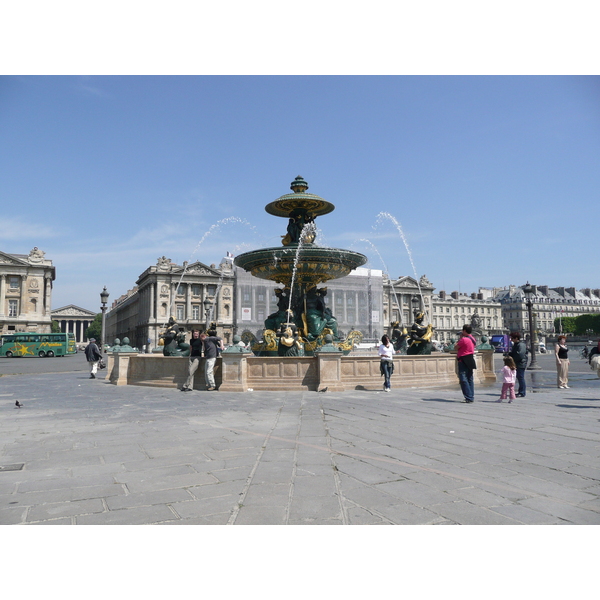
left=509, top=331, right=528, bottom=397
left=84, top=338, right=102, bottom=379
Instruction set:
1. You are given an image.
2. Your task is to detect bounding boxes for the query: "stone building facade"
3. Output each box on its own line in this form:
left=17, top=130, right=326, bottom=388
left=493, top=285, right=600, bottom=335
left=51, top=305, right=98, bottom=343
left=382, top=275, right=435, bottom=332
left=431, top=289, right=503, bottom=343
left=105, top=256, right=235, bottom=350
left=0, top=248, right=55, bottom=335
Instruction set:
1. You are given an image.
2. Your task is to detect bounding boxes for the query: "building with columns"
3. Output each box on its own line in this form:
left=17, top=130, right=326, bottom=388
left=51, top=305, right=98, bottom=343
left=105, top=256, right=235, bottom=350
left=431, top=289, right=503, bottom=343
left=0, top=248, right=55, bottom=335
left=383, top=274, right=435, bottom=331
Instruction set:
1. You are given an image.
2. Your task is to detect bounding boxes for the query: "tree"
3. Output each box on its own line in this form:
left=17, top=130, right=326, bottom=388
left=574, top=313, right=600, bottom=335
left=51, top=320, right=61, bottom=333
left=554, top=316, right=576, bottom=334
left=84, top=314, right=102, bottom=341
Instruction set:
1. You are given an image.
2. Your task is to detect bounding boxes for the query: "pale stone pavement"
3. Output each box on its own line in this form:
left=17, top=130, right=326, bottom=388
left=1, top=359, right=599, bottom=525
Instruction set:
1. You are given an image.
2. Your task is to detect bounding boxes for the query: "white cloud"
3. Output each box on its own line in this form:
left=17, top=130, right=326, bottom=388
left=0, top=217, right=60, bottom=240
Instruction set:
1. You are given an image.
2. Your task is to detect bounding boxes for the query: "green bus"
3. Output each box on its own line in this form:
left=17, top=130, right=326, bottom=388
left=0, top=332, right=77, bottom=357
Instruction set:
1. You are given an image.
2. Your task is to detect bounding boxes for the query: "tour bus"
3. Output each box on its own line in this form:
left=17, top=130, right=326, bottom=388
left=489, top=334, right=511, bottom=354
left=0, top=332, right=77, bottom=357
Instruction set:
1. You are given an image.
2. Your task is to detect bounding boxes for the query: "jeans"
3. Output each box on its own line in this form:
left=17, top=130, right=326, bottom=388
left=381, top=359, right=392, bottom=389
left=458, top=361, right=474, bottom=401
left=516, top=367, right=526, bottom=396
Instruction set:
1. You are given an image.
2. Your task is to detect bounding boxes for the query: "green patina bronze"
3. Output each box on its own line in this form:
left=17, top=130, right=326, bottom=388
left=234, top=176, right=367, bottom=354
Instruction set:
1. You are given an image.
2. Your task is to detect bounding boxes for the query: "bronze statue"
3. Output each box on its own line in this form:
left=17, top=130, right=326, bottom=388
left=304, top=286, right=338, bottom=341
left=277, top=323, right=302, bottom=356
left=162, top=317, right=190, bottom=356
left=265, top=288, right=293, bottom=333
left=390, top=321, right=408, bottom=354
left=406, top=312, right=434, bottom=355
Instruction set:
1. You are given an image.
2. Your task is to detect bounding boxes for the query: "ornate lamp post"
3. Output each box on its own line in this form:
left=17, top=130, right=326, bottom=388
left=411, top=295, right=420, bottom=318
left=100, top=286, right=109, bottom=352
left=522, top=282, right=541, bottom=370
left=203, top=297, right=213, bottom=330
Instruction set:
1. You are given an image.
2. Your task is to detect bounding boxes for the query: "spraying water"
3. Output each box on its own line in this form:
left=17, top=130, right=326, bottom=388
left=164, top=217, right=259, bottom=328
left=286, top=221, right=317, bottom=326
left=358, top=238, right=404, bottom=326
left=375, top=212, right=428, bottom=321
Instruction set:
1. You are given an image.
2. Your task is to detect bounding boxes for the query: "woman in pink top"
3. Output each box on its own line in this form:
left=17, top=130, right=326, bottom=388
left=456, top=325, right=477, bottom=403
left=496, top=356, right=517, bottom=403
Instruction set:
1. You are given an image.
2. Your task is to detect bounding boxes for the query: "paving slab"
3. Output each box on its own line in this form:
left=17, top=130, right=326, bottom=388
left=1, top=368, right=599, bottom=525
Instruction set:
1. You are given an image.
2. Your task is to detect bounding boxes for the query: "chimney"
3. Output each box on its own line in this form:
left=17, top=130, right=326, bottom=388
left=566, top=287, right=576, bottom=298
left=471, top=292, right=476, bottom=299
left=439, top=290, right=446, bottom=300
left=477, top=293, right=484, bottom=300
left=538, top=285, right=549, bottom=295
left=451, top=291, right=459, bottom=300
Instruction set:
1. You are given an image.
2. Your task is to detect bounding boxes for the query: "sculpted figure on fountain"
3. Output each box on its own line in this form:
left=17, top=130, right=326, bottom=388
left=406, top=312, right=434, bottom=355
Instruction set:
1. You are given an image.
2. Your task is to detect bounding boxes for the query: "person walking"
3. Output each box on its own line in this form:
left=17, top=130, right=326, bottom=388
left=555, top=335, right=570, bottom=389
left=203, top=329, right=224, bottom=391
left=378, top=334, right=395, bottom=392
left=456, top=324, right=477, bottom=403
left=509, top=331, right=528, bottom=397
left=181, top=330, right=203, bottom=392
left=84, top=338, right=102, bottom=379
left=496, top=356, right=517, bottom=403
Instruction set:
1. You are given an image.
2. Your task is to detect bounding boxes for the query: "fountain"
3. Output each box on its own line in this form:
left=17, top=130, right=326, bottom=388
left=234, top=176, right=368, bottom=355
left=107, top=176, right=496, bottom=391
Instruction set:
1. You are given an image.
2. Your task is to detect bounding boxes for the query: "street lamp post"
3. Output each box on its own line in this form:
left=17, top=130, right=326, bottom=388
left=203, top=297, right=213, bottom=331
left=522, top=282, right=541, bottom=370
left=100, top=286, right=109, bottom=352
left=411, top=295, right=420, bottom=319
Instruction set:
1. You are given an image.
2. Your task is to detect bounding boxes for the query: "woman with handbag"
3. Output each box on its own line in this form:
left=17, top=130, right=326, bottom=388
left=456, top=325, right=477, bottom=403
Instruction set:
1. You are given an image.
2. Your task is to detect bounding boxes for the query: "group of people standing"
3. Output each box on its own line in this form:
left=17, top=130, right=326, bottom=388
left=378, top=325, right=576, bottom=401
left=181, top=329, right=224, bottom=392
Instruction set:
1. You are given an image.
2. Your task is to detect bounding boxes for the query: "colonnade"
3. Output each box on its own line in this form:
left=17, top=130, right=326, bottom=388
left=59, top=319, right=93, bottom=343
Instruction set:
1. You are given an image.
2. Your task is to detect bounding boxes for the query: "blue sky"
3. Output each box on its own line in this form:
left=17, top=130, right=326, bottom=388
left=1, top=75, right=599, bottom=312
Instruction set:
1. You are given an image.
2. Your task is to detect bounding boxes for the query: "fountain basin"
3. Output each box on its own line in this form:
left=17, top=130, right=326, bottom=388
left=106, top=351, right=496, bottom=391
left=234, top=244, right=367, bottom=286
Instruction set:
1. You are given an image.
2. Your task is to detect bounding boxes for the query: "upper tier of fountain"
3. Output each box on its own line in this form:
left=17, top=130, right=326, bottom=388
left=233, top=176, right=367, bottom=289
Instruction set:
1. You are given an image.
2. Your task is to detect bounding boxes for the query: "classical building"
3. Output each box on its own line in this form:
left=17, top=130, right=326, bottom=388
left=431, top=289, right=503, bottom=342
left=105, top=256, right=235, bottom=350
left=382, top=274, right=435, bottom=332
left=493, top=285, right=600, bottom=335
left=235, top=266, right=385, bottom=342
left=51, top=305, right=98, bottom=343
left=0, top=248, right=55, bottom=335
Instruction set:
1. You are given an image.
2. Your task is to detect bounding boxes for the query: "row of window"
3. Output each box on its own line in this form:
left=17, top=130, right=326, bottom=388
left=433, top=306, right=499, bottom=315
left=433, top=317, right=499, bottom=327
left=176, top=284, right=217, bottom=297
